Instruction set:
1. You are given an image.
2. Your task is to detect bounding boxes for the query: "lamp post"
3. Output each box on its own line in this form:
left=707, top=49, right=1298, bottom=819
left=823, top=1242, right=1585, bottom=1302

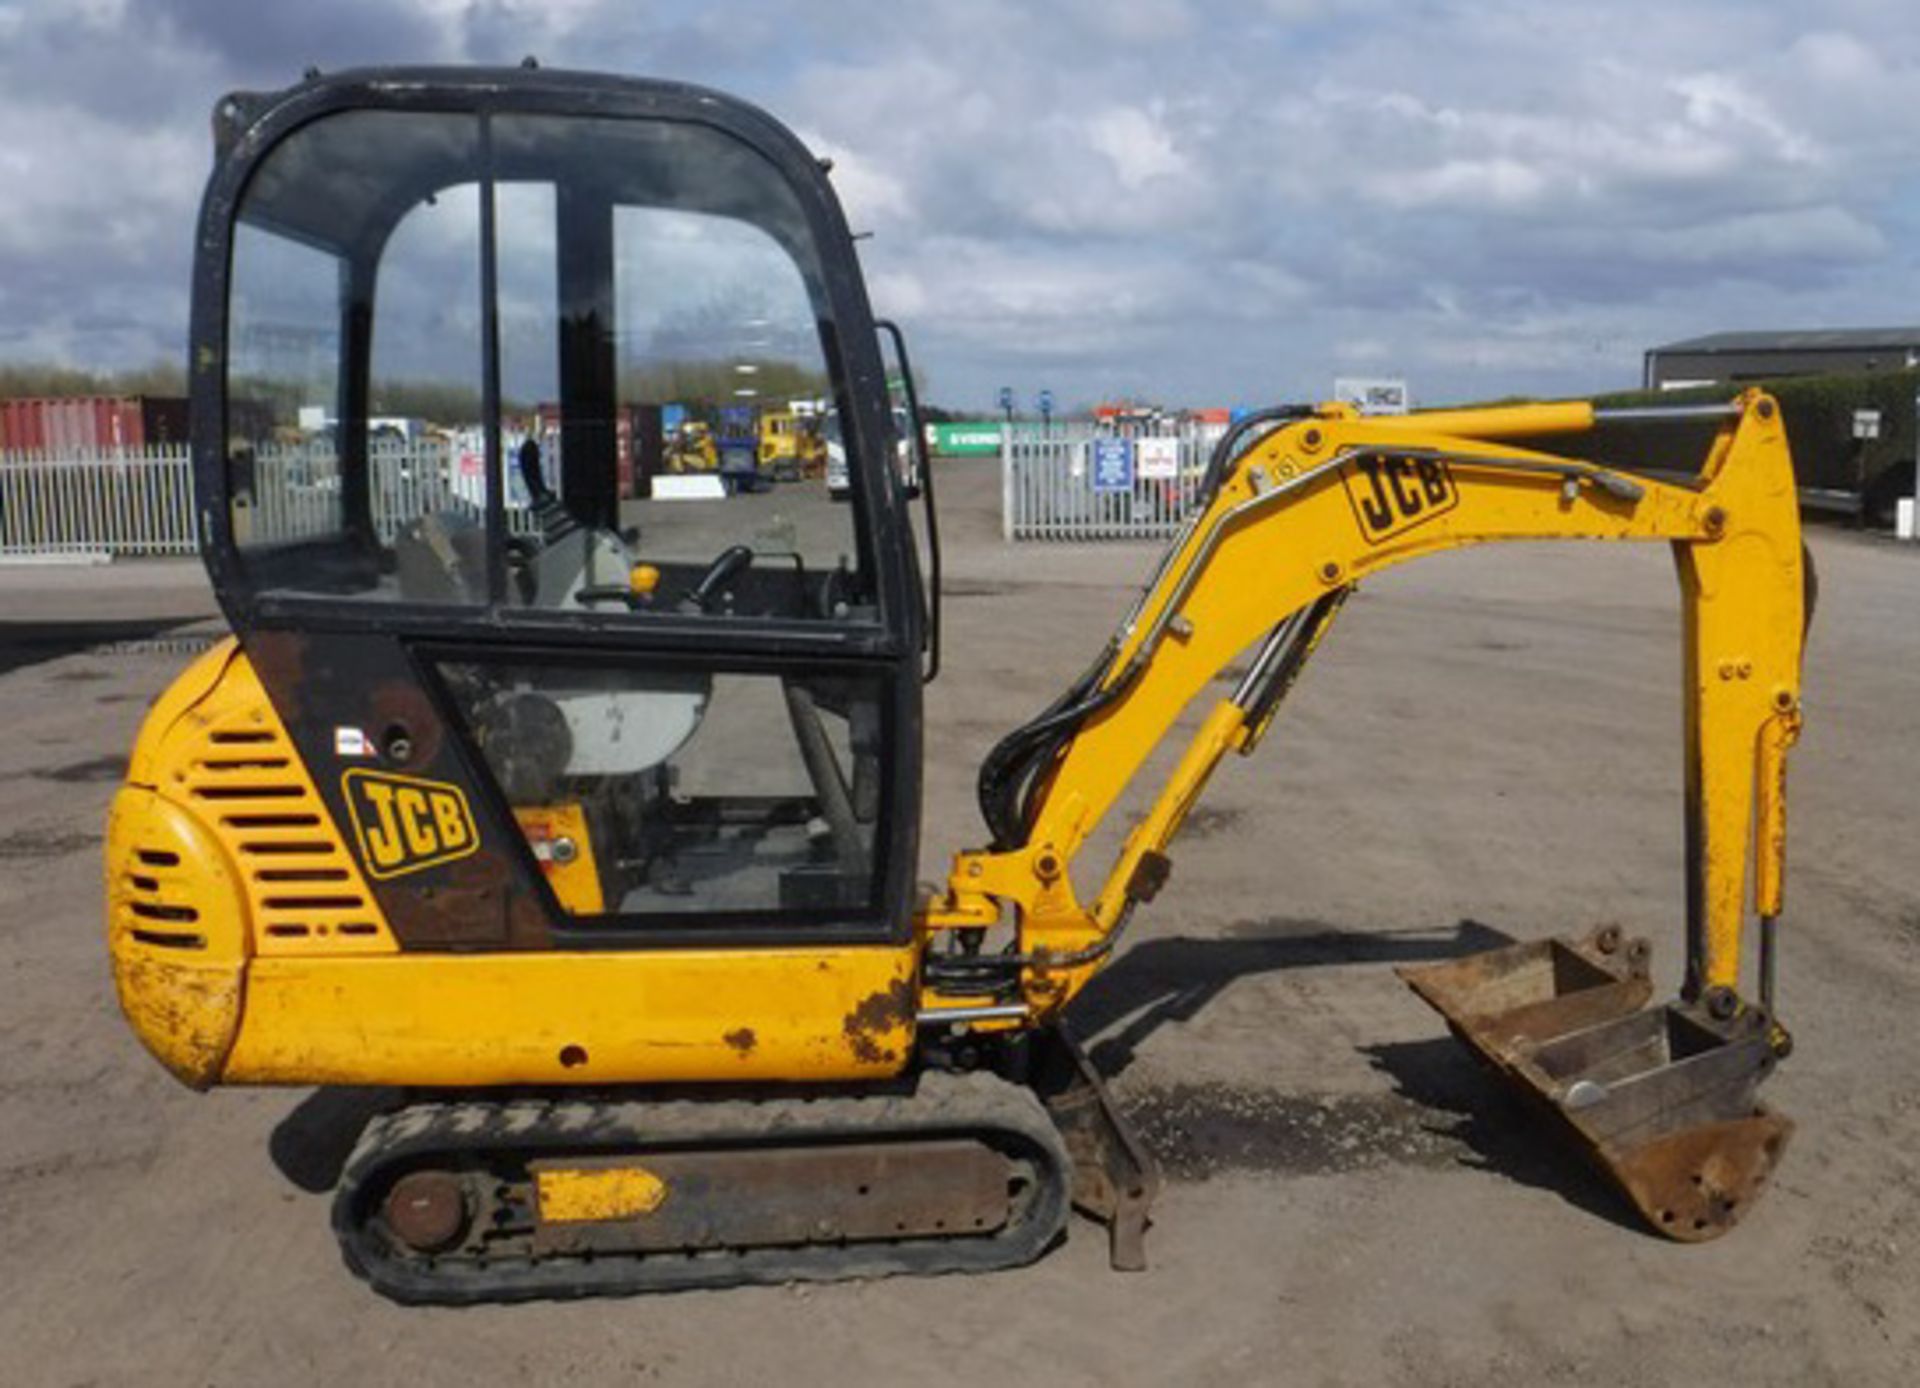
left=1038, top=388, right=1054, bottom=437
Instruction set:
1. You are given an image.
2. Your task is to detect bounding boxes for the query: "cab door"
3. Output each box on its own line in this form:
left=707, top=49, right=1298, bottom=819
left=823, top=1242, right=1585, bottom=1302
left=199, top=71, right=925, bottom=952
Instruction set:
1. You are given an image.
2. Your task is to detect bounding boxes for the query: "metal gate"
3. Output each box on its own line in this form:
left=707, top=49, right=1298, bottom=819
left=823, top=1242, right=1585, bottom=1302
left=1, top=443, right=540, bottom=560
left=1001, top=428, right=1213, bottom=541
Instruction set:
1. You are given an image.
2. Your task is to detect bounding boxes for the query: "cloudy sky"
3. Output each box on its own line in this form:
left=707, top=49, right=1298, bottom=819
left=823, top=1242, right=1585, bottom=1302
left=3, top=0, right=1918, bottom=410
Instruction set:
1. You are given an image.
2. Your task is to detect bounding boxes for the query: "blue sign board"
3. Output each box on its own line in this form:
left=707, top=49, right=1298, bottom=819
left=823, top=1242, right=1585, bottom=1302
left=998, top=386, right=1015, bottom=414
left=1038, top=389, right=1054, bottom=416
left=1091, top=437, right=1134, bottom=493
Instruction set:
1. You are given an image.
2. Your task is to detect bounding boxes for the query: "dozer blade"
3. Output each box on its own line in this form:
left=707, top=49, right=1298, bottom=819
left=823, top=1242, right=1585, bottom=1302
left=1398, top=926, right=1791, bottom=1241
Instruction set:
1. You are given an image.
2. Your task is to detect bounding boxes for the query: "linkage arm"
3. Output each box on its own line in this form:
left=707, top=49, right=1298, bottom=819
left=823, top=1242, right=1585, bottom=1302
left=922, top=394, right=1804, bottom=1025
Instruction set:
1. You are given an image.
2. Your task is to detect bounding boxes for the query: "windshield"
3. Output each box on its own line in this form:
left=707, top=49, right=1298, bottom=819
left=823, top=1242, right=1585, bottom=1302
left=224, top=107, right=871, bottom=622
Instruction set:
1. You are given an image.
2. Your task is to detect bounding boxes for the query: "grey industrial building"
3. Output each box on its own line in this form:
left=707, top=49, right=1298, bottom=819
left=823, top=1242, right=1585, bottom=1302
left=1643, top=327, right=1920, bottom=389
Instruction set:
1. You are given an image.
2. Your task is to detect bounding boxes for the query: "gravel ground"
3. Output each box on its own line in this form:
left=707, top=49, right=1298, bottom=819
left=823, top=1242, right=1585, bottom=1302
left=1, top=459, right=1916, bottom=1386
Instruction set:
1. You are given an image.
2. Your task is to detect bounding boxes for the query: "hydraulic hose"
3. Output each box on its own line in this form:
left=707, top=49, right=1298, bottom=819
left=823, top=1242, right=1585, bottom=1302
left=977, top=405, right=1314, bottom=850
left=1197, top=404, right=1315, bottom=503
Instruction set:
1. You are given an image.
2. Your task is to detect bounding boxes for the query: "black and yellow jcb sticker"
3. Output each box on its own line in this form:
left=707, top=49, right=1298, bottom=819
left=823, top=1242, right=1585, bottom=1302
left=341, top=769, right=479, bottom=879
left=1342, top=455, right=1459, bottom=544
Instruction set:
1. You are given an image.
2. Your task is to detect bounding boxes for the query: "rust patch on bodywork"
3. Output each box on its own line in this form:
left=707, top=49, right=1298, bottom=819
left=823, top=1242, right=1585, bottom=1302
left=842, top=976, right=915, bottom=1065
left=723, top=1026, right=758, bottom=1056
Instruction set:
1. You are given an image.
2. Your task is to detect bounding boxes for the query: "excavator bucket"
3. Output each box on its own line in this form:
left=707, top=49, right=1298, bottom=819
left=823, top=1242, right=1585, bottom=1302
left=1398, top=927, right=1791, bottom=1241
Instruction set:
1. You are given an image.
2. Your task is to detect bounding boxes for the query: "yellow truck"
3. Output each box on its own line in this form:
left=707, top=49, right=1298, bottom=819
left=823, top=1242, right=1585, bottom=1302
left=756, top=405, right=826, bottom=481
left=663, top=419, right=719, bottom=474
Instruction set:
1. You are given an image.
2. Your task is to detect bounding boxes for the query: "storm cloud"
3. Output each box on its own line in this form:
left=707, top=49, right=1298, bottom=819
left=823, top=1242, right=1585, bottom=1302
left=2, top=0, right=1916, bottom=408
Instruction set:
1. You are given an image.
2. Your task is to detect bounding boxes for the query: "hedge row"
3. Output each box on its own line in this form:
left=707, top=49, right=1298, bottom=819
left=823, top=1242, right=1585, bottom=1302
left=1472, top=368, right=1918, bottom=515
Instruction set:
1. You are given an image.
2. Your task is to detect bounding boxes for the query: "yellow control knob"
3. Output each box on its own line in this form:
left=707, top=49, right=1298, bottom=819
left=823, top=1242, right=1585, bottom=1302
left=629, top=563, right=661, bottom=596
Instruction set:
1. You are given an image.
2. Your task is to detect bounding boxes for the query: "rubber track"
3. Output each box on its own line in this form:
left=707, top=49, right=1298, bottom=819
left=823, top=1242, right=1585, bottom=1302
left=332, top=1070, right=1071, bottom=1305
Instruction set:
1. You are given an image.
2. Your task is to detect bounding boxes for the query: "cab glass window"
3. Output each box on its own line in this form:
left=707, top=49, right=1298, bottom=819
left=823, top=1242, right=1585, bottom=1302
left=223, top=107, right=871, bottom=621
left=226, top=223, right=345, bottom=546
left=437, top=658, right=884, bottom=921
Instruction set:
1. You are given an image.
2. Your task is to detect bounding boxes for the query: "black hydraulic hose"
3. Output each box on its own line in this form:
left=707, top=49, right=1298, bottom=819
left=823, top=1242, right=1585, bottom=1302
left=1197, top=404, right=1315, bottom=503
left=977, top=649, right=1142, bottom=851
left=976, top=644, right=1113, bottom=844
left=976, top=405, right=1316, bottom=851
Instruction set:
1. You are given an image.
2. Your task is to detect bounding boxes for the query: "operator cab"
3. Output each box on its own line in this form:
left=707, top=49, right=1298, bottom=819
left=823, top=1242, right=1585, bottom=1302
left=198, top=68, right=934, bottom=946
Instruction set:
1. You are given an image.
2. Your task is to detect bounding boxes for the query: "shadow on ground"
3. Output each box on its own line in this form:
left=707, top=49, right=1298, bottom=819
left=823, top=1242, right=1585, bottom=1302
left=269, top=1087, right=404, bottom=1193
left=1359, top=1035, right=1635, bottom=1230
left=1074, top=916, right=1513, bottom=1077
left=1077, top=916, right=1637, bottom=1230
left=0, top=617, right=201, bottom=678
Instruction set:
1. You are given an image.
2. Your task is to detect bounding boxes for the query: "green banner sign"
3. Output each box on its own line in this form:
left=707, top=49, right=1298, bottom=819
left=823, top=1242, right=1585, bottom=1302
left=930, top=422, right=1004, bottom=456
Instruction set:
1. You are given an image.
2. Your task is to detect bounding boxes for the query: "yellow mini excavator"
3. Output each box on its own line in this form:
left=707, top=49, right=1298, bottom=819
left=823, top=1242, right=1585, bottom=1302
left=107, top=66, right=1808, bottom=1302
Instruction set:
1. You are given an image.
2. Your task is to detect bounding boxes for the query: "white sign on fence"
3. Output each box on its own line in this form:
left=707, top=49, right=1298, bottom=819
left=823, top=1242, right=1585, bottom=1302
left=1136, top=436, right=1180, bottom=481
left=1002, top=427, right=1206, bottom=541
left=1333, top=377, right=1411, bottom=415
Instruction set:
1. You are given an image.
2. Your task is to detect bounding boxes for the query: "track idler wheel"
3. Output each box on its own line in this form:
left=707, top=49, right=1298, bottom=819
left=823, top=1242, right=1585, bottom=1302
left=383, top=1170, right=471, bottom=1254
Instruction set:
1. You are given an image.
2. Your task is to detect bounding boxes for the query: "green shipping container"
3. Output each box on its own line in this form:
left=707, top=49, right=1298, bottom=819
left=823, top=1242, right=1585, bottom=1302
left=931, top=421, right=1005, bottom=456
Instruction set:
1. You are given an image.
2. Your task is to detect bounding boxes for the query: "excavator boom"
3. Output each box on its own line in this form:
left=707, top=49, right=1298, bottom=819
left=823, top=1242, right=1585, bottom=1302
left=921, top=392, right=1804, bottom=1239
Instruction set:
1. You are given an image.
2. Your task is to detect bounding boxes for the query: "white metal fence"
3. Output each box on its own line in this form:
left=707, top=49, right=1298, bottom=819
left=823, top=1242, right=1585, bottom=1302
left=0, top=447, right=196, bottom=558
left=1001, top=427, right=1220, bottom=541
left=0, top=442, right=537, bottom=559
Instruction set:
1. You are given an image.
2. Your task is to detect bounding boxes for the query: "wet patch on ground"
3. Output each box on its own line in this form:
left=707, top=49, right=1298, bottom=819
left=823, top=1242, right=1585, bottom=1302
left=943, top=579, right=1019, bottom=598
left=1123, top=804, right=1242, bottom=838
left=1178, top=806, right=1242, bottom=839
left=0, top=827, right=103, bottom=860
left=1122, top=1081, right=1459, bottom=1180
left=34, top=755, right=128, bottom=784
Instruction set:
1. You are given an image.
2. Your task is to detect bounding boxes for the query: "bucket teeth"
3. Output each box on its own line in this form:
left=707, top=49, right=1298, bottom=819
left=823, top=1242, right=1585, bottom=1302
left=1398, top=926, right=1790, bottom=1240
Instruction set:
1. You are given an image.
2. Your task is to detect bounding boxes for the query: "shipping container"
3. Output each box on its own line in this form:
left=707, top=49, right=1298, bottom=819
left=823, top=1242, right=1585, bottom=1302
left=0, top=395, right=189, bottom=452
left=140, top=396, right=190, bottom=445
left=535, top=403, right=641, bottom=498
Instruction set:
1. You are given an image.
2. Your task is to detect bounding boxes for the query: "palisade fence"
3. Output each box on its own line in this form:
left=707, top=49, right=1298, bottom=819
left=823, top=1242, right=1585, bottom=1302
left=0, top=442, right=536, bottom=559
left=1000, top=426, right=1219, bottom=541
left=0, top=446, right=196, bottom=558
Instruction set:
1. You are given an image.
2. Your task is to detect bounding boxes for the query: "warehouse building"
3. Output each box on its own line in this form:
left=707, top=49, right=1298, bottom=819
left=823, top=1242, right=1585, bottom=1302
left=1644, top=327, right=1920, bottom=389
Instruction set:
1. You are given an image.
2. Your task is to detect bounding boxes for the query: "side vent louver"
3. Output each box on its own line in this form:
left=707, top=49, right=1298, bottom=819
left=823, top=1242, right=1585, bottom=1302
left=121, top=856, right=207, bottom=950
left=184, top=717, right=385, bottom=950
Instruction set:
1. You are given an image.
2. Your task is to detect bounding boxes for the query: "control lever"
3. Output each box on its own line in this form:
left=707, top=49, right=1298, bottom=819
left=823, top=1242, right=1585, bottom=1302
left=681, top=544, right=756, bottom=614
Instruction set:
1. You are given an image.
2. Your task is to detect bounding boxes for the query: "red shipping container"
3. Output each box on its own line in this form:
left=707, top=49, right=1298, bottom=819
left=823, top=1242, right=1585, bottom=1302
left=533, top=402, right=639, bottom=498
left=0, top=395, right=171, bottom=452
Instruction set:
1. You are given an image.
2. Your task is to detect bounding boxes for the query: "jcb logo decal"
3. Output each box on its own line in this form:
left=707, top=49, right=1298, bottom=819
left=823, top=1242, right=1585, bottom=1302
left=341, top=769, right=479, bottom=879
left=1342, top=455, right=1459, bottom=543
